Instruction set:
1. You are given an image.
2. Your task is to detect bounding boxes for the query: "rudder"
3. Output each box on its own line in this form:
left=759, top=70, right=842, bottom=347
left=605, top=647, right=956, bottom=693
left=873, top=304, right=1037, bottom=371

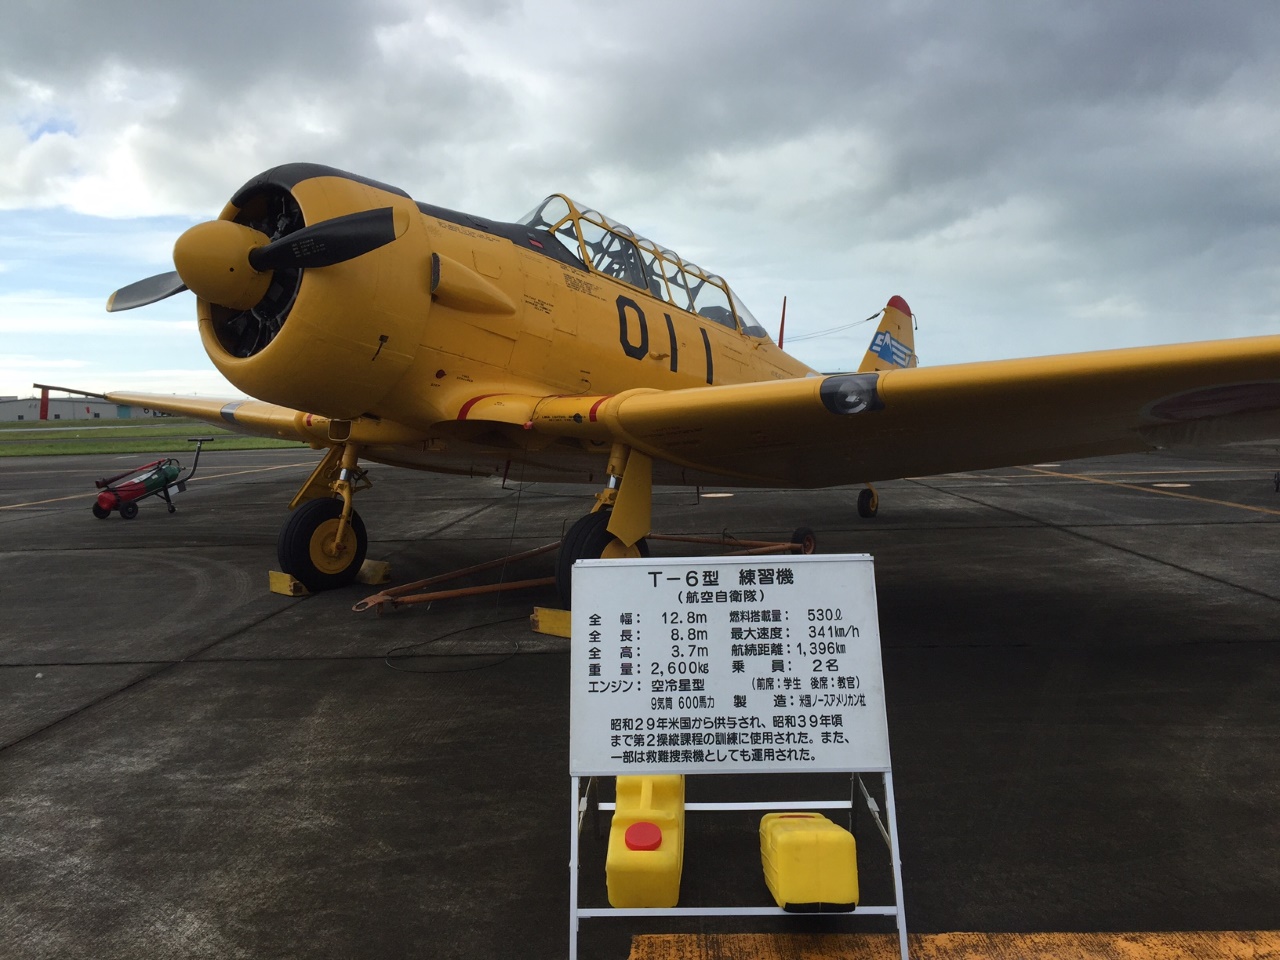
left=857, top=295, right=917, bottom=372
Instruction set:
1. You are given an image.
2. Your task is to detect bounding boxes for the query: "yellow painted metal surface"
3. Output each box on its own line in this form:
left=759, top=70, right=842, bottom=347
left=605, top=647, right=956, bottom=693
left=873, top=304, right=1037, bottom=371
left=607, top=448, right=652, bottom=548
left=627, top=931, right=1280, bottom=960
left=857, top=296, right=917, bottom=373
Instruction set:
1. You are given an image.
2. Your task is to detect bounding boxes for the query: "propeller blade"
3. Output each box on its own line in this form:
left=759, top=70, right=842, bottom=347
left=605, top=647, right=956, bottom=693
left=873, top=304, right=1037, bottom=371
left=248, top=206, right=404, bottom=272
left=106, top=272, right=188, bottom=312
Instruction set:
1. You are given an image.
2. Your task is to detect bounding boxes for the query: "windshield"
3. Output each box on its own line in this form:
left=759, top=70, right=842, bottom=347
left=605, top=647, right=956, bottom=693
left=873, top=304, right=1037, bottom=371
left=517, top=195, right=771, bottom=340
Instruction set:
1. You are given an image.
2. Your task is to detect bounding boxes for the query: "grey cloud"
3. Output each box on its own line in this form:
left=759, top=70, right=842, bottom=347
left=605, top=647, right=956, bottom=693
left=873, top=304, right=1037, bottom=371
left=3, top=0, right=1279, bottom=368
left=1, top=0, right=397, bottom=87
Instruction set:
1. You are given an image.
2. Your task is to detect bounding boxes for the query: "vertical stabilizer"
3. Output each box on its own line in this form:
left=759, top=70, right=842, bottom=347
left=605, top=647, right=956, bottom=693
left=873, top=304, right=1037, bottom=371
left=857, top=296, right=917, bottom=372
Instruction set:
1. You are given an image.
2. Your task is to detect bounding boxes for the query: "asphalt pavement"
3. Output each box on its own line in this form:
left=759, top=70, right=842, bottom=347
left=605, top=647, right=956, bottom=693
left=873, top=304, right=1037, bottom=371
left=1, top=444, right=1278, bottom=959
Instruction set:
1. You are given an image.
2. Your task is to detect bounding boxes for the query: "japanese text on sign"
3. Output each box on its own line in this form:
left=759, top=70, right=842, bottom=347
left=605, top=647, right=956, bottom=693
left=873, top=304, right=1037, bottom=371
left=569, top=555, right=891, bottom=776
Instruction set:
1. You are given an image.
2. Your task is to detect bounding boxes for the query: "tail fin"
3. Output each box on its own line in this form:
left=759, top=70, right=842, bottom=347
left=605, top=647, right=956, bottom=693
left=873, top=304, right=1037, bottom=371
left=857, top=295, right=917, bottom=372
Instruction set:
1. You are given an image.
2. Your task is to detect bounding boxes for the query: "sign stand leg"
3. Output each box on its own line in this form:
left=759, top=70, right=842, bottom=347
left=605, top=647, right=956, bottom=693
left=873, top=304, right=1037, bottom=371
left=569, top=776, right=580, bottom=960
left=884, top=771, right=908, bottom=960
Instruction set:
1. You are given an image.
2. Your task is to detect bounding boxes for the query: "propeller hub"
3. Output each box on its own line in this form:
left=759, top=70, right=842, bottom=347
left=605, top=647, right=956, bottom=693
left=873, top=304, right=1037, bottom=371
left=173, top=220, right=274, bottom=311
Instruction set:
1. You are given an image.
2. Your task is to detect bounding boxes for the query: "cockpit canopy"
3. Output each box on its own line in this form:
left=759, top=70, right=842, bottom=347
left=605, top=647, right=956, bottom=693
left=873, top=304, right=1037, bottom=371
left=517, top=195, right=771, bottom=339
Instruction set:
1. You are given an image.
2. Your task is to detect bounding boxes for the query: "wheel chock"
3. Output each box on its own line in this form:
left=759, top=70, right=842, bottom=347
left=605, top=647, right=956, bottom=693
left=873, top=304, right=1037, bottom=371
left=357, top=559, right=392, bottom=585
left=268, top=570, right=309, bottom=597
left=530, top=606, right=572, bottom=639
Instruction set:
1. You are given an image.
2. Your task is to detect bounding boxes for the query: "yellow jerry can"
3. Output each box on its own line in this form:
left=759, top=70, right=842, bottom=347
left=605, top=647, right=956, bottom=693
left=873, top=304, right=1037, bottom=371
left=759, top=812, right=858, bottom=912
left=605, top=775, right=685, bottom=908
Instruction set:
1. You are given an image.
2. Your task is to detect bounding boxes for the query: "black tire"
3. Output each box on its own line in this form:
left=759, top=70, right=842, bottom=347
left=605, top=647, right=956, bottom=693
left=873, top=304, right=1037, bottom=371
left=277, top=498, right=368, bottom=592
left=92, top=502, right=111, bottom=520
left=857, top=488, right=878, bottom=518
left=119, top=501, right=139, bottom=520
left=556, top=510, right=649, bottom=608
left=790, top=526, right=817, bottom=554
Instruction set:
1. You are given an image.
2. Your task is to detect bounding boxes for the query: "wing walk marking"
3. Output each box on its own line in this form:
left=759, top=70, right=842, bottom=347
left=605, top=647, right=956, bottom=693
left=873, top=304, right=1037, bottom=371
left=1018, top=466, right=1280, bottom=518
left=0, top=461, right=315, bottom=511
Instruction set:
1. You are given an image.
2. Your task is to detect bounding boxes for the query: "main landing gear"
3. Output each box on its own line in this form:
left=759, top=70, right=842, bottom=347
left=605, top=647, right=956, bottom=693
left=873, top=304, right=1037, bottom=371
left=556, top=443, right=652, bottom=608
left=857, top=484, right=879, bottom=519
left=277, top=443, right=370, bottom=592
left=555, top=509, right=650, bottom=605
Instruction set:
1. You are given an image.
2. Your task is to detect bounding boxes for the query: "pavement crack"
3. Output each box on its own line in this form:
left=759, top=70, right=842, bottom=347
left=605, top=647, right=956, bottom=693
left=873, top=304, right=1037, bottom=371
left=0, top=599, right=305, bottom=756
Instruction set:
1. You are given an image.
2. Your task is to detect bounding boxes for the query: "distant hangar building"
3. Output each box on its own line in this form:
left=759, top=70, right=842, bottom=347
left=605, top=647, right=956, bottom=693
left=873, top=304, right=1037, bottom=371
left=0, top=395, right=163, bottom=423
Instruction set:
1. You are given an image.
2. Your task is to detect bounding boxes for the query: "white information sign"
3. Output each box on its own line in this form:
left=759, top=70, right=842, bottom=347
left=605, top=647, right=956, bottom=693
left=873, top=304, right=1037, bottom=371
left=569, top=554, right=891, bottom=776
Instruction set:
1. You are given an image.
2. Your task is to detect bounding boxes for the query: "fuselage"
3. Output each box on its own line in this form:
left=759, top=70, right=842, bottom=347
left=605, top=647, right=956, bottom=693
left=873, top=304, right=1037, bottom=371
left=187, top=164, right=815, bottom=484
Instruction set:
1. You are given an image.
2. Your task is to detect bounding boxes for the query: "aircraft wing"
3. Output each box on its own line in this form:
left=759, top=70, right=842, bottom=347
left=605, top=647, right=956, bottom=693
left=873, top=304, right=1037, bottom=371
left=104, top=391, right=316, bottom=444
left=527, top=335, right=1280, bottom=486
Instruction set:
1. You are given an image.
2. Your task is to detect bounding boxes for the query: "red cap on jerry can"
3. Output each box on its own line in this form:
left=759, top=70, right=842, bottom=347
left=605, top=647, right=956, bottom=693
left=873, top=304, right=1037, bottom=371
left=624, top=821, right=662, bottom=851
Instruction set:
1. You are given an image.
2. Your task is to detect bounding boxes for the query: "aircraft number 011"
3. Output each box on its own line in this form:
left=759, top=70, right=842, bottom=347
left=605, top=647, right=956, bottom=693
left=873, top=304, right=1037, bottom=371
left=617, top=295, right=714, bottom=384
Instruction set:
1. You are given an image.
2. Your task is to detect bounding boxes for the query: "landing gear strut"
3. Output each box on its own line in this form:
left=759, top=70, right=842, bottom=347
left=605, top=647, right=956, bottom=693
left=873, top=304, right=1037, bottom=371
left=277, top=443, right=370, bottom=591
left=556, top=443, right=652, bottom=608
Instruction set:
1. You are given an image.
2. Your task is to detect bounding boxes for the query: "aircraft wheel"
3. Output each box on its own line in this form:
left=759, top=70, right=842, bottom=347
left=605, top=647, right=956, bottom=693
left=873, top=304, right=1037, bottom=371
left=857, top=487, right=878, bottom=518
left=120, top=501, right=139, bottom=520
left=92, top=502, right=112, bottom=520
left=167, top=505, right=176, bottom=514
left=277, top=498, right=368, bottom=592
left=556, top=509, right=649, bottom=608
left=790, top=526, right=817, bottom=554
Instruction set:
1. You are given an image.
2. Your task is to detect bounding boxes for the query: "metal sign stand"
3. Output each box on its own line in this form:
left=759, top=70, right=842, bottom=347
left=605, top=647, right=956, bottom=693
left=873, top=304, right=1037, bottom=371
left=567, top=555, right=908, bottom=960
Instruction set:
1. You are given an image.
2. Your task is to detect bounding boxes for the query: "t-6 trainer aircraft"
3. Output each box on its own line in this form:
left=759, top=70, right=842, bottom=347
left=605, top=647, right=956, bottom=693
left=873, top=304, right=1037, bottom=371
left=103, top=163, right=1280, bottom=602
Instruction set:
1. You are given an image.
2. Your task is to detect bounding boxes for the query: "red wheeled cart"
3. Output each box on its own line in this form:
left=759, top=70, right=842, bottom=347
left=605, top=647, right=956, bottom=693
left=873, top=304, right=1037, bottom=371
left=92, top=437, right=213, bottom=520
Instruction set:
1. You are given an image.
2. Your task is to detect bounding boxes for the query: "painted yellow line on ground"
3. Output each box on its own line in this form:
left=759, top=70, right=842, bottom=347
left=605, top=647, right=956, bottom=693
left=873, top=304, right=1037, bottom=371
left=930, top=467, right=1267, bottom=481
left=628, top=930, right=1280, bottom=959
left=1018, top=466, right=1280, bottom=518
left=0, top=461, right=314, bottom=511
left=1074, top=468, right=1267, bottom=476
left=187, top=461, right=315, bottom=483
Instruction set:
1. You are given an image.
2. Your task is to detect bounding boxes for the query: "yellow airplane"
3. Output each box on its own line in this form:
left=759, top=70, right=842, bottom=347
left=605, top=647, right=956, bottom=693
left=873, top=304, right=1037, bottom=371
left=102, top=163, right=1280, bottom=604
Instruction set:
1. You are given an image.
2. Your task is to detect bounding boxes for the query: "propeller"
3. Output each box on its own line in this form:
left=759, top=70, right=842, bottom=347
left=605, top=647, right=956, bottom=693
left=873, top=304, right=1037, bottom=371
left=106, top=206, right=408, bottom=313
left=106, top=272, right=188, bottom=312
left=247, top=207, right=403, bottom=271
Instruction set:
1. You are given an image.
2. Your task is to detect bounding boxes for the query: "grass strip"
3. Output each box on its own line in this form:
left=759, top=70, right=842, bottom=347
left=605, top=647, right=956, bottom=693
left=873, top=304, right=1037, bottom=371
left=0, top=418, right=305, bottom=457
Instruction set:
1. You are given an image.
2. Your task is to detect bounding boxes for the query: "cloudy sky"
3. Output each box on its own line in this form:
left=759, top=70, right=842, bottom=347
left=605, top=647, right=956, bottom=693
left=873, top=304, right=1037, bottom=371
left=2, top=0, right=1278, bottom=400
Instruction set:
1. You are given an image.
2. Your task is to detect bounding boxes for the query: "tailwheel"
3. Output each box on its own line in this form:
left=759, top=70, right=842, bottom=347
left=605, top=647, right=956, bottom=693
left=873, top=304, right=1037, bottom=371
left=556, top=509, right=649, bottom=608
left=277, top=497, right=368, bottom=592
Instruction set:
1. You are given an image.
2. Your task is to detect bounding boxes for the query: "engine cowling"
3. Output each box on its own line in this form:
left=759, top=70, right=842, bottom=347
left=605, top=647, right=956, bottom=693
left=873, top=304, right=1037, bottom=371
left=194, top=164, right=431, bottom=420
